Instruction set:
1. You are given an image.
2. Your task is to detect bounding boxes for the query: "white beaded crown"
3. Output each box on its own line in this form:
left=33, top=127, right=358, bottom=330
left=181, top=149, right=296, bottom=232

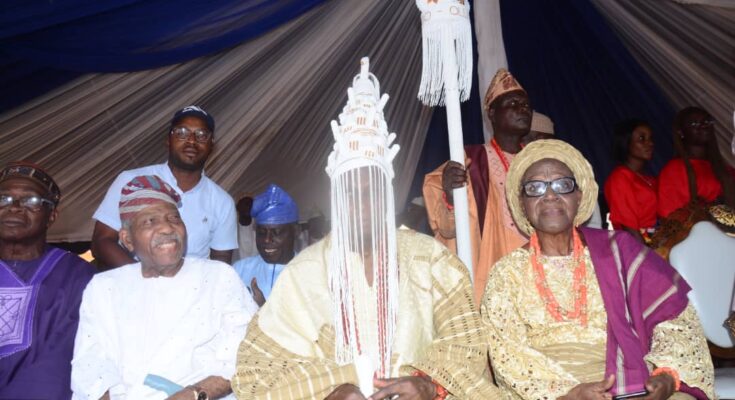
left=326, top=57, right=400, bottom=178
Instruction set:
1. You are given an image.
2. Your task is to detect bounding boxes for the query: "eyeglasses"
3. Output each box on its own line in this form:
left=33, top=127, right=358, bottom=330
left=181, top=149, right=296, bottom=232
left=686, top=119, right=714, bottom=129
left=0, top=195, right=55, bottom=211
left=170, top=126, right=212, bottom=143
left=521, top=177, right=577, bottom=197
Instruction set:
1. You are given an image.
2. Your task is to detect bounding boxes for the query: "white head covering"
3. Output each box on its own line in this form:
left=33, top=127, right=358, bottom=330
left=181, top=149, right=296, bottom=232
left=530, top=111, right=555, bottom=135
left=326, top=57, right=400, bottom=384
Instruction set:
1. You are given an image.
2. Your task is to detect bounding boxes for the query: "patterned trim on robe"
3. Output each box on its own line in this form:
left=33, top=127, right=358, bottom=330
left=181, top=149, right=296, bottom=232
left=582, top=227, right=711, bottom=399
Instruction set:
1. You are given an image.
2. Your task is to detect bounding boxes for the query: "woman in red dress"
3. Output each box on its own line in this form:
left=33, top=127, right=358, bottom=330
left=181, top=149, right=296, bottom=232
left=604, top=118, right=657, bottom=244
left=658, top=106, right=735, bottom=218
left=651, top=107, right=735, bottom=258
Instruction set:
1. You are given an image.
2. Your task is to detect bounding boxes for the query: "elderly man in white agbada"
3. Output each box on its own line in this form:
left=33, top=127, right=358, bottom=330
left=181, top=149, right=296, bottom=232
left=71, top=175, right=258, bottom=400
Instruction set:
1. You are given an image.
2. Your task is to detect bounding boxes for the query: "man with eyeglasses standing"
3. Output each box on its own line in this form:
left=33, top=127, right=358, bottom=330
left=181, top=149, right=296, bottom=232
left=0, top=161, right=96, bottom=399
left=92, top=106, right=237, bottom=269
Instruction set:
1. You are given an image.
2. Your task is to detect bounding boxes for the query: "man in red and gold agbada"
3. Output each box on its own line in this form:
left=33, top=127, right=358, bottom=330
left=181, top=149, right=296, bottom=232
left=424, top=68, right=531, bottom=302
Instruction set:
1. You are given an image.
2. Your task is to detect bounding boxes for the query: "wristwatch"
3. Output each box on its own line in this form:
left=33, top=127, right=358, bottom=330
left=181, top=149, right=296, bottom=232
left=190, top=386, right=208, bottom=400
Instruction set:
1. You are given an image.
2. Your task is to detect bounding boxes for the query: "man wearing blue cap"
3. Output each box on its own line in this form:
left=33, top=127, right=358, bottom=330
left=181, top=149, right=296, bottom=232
left=91, top=105, right=238, bottom=269
left=233, top=184, right=298, bottom=306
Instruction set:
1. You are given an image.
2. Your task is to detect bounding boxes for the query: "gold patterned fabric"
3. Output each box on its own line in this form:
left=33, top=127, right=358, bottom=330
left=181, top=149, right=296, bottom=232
left=710, top=204, right=735, bottom=235
left=481, top=248, right=715, bottom=400
left=423, top=149, right=528, bottom=304
left=484, top=68, right=526, bottom=110
left=232, top=229, right=499, bottom=399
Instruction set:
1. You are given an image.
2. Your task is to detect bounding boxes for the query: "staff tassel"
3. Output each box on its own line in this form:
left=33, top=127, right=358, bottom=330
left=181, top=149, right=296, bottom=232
left=416, top=0, right=474, bottom=280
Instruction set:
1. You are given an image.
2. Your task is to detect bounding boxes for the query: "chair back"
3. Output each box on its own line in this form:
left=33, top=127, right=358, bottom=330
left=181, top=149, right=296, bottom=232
left=670, top=221, right=735, bottom=348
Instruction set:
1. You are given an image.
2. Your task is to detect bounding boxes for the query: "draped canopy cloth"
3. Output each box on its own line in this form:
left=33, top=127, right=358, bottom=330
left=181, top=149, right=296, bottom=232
left=0, top=0, right=432, bottom=242
left=0, top=0, right=325, bottom=73
left=592, top=0, right=735, bottom=165
left=472, top=0, right=508, bottom=143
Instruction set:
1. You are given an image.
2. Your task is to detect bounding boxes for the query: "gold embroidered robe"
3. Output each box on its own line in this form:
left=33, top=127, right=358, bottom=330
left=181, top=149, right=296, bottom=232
left=481, top=248, right=715, bottom=400
left=232, top=229, right=499, bottom=399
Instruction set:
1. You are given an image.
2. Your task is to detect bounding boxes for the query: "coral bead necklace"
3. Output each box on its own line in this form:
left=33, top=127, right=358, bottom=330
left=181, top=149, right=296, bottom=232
left=529, top=228, right=588, bottom=326
left=490, top=138, right=511, bottom=172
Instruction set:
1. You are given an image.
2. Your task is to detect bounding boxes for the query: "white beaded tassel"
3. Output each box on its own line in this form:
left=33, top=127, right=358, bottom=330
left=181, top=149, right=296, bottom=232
left=416, top=0, right=473, bottom=106
left=326, top=58, right=400, bottom=393
left=415, top=0, right=475, bottom=279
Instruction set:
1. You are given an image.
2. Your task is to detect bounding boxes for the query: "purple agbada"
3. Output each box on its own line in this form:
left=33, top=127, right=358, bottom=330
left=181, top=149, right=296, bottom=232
left=582, top=227, right=709, bottom=399
left=465, top=144, right=490, bottom=234
left=0, top=247, right=95, bottom=400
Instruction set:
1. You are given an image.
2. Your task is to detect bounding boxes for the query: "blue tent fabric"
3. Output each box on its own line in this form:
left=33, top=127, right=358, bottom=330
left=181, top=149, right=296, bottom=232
left=499, top=0, right=676, bottom=181
left=0, top=1, right=143, bottom=38
left=0, top=55, right=80, bottom=112
left=0, top=0, right=326, bottom=72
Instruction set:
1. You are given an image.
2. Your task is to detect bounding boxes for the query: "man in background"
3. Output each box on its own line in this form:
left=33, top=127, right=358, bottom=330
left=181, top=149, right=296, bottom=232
left=423, top=68, right=531, bottom=301
left=233, top=184, right=298, bottom=307
left=91, top=106, right=237, bottom=269
left=235, top=195, right=258, bottom=261
left=0, top=161, right=95, bottom=399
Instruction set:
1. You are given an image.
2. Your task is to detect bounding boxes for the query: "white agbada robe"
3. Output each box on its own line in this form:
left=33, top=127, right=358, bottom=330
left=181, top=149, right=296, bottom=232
left=71, top=258, right=258, bottom=400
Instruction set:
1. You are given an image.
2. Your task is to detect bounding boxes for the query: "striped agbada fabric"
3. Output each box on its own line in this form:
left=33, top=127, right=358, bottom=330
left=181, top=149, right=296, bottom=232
left=583, top=228, right=713, bottom=399
left=232, top=229, right=500, bottom=399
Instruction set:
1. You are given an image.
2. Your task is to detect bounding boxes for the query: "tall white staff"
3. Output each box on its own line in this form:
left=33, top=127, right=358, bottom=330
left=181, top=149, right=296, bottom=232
left=416, top=0, right=474, bottom=278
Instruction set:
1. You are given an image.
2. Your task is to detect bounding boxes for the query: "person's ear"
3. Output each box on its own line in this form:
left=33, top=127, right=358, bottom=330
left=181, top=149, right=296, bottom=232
left=487, top=106, right=496, bottom=123
left=119, top=226, right=136, bottom=252
left=676, top=127, right=684, bottom=140
left=46, top=207, right=58, bottom=228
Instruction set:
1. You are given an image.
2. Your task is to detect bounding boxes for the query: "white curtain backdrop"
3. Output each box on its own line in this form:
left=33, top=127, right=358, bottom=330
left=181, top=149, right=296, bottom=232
left=0, top=0, right=433, bottom=242
left=473, top=0, right=508, bottom=142
left=592, top=0, right=735, bottom=164
left=673, top=0, right=735, bottom=8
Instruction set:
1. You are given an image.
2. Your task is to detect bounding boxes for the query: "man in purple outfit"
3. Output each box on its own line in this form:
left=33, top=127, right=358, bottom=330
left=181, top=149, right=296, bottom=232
left=0, top=161, right=96, bottom=399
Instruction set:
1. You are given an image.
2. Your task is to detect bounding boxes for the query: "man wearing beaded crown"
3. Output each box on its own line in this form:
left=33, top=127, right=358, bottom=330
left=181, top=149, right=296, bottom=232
left=232, top=58, right=498, bottom=400
left=423, top=68, right=531, bottom=302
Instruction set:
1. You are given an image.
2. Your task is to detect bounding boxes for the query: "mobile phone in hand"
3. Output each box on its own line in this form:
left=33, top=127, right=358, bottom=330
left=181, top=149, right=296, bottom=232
left=613, top=390, right=647, bottom=399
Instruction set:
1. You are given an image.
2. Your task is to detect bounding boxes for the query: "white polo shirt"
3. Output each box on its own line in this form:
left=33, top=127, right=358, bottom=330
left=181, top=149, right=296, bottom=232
left=93, top=163, right=237, bottom=259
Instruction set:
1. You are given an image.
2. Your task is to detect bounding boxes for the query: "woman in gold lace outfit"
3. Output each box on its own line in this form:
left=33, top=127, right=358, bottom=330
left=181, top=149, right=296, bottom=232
left=482, top=139, right=714, bottom=400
